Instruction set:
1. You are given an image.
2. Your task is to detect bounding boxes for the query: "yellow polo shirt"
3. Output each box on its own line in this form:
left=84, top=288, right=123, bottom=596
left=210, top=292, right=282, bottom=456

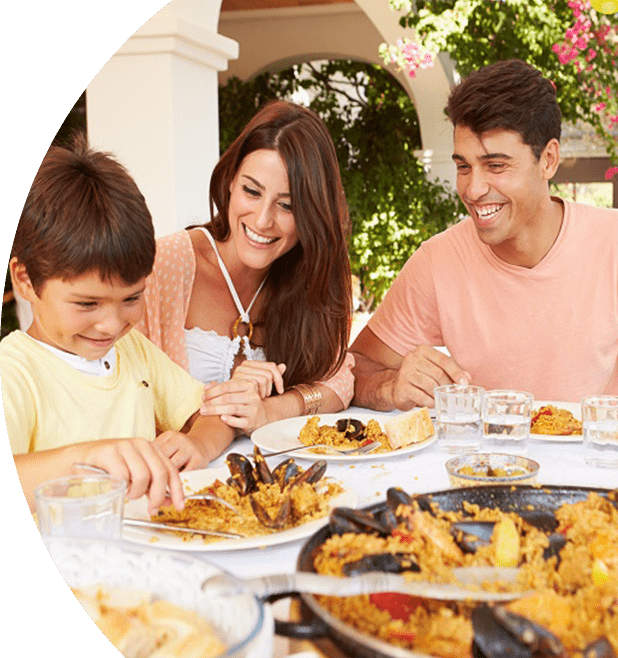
left=0, top=329, right=205, bottom=454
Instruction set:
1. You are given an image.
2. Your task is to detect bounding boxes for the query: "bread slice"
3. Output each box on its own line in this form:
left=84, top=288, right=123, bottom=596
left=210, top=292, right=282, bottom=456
left=383, top=407, right=434, bottom=450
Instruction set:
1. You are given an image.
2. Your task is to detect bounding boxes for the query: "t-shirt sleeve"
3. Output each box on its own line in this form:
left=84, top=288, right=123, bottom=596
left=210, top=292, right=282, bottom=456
left=0, top=358, right=36, bottom=454
left=368, top=245, right=443, bottom=356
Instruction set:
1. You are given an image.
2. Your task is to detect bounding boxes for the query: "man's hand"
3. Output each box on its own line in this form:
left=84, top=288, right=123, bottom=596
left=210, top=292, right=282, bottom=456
left=351, top=326, right=470, bottom=410
left=389, top=345, right=471, bottom=409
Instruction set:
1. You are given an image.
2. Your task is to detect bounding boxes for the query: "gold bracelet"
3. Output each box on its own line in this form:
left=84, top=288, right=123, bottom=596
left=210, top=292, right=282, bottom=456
left=291, top=383, right=323, bottom=416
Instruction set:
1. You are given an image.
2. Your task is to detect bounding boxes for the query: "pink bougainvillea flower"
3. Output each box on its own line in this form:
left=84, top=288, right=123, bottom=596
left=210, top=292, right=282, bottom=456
left=605, top=166, right=618, bottom=180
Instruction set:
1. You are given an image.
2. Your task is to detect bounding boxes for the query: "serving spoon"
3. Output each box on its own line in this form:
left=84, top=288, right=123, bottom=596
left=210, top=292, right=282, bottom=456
left=202, top=567, right=531, bottom=603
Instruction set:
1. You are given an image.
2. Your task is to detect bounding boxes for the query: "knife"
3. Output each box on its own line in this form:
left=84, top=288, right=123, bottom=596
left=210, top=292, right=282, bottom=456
left=123, top=517, right=246, bottom=539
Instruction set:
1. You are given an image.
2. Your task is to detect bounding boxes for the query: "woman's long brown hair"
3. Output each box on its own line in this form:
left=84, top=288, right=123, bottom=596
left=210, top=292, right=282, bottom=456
left=207, top=100, right=352, bottom=388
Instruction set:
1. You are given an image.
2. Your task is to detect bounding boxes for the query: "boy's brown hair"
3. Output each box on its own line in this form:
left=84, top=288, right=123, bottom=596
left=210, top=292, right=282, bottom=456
left=446, top=59, right=562, bottom=161
left=13, top=133, right=155, bottom=293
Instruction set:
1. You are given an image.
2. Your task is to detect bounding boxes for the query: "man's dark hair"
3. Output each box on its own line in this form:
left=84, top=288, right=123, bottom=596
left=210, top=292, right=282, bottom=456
left=446, top=59, right=562, bottom=160
left=13, top=133, right=155, bottom=293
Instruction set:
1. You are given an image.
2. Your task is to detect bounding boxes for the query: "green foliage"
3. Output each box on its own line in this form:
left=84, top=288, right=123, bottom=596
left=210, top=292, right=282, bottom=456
left=384, top=0, right=618, bottom=165
left=219, top=60, right=463, bottom=306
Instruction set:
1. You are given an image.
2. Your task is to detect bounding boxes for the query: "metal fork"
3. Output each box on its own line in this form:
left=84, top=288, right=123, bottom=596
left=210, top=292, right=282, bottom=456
left=73, top=463, right=242, bottom=515
left=257, top=441, right=381, bottom=459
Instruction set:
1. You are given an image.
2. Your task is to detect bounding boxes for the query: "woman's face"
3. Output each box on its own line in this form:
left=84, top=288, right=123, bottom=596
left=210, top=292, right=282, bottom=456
left=227, top=149, right=299, bottom=273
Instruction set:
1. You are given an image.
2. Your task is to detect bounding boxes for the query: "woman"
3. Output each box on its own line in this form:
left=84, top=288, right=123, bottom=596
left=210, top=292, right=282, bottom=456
left=137, top=100, right=354, bottom=435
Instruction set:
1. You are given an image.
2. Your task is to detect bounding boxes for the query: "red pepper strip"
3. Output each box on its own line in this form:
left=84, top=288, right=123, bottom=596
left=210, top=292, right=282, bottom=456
left=531, top=408, right=553, bottom=424
left=360, top=438, right=372, bottom=446
left=391, top=528, right=415, bottom=544
left=389, top=630, right=416, bottom=642
left=369, top=592, right=423, bottom=621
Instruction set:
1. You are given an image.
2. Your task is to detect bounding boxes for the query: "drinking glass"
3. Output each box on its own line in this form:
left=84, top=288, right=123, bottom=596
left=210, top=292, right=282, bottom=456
left=582, top=395, right=618, bottom=468
left=482, top=390, right=533, bottom=455
left=35, top=474, right=126, bottom=540
left=434, top=384, right=485, bottom=453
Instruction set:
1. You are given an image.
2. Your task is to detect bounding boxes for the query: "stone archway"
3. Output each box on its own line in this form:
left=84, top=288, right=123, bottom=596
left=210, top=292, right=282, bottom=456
left=218, top=0, right=456, bottom=186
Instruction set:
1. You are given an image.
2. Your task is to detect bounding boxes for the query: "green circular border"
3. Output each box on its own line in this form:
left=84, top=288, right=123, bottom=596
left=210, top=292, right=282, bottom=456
left=0, top=0, right=168, bottom=658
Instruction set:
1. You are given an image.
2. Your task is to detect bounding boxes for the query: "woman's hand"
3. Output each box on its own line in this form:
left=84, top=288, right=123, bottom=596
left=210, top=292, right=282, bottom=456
left=231, top=360, right=286, bottom=398
left=200, top=379, right=270, bottom=434
left=199, top=362, right=286, bottom=434
left=79, top=437, right=185, bottom=515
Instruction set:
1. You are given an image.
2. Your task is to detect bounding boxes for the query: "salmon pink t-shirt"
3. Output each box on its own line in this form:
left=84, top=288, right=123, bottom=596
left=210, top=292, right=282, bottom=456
left=369, top=199, right=618, bottom=402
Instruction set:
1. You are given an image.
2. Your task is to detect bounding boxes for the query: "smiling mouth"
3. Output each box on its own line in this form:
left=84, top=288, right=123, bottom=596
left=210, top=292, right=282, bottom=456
left=474, top=204, right=504, bottom=224
left=82, top=336, right=115, bottom=346
left=243, top=224, right=278, bottom=245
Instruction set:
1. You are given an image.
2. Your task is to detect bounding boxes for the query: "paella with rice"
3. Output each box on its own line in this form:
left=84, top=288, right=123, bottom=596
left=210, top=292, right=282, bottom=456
left=310, top=486, right=618, bottom=657
left=152, top=448, right=343, bottom=544
left=298, top=409, right=434, bottom=454
left=531, top=404, right=582, bottom=436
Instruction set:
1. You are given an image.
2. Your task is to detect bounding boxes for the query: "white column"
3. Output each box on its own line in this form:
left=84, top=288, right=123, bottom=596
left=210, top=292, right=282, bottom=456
left=86, top=0, right=238, bottom=236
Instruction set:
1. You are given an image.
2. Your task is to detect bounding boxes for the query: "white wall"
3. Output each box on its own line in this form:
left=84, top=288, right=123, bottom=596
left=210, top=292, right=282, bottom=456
left=87, top=0, right=239, bottom=236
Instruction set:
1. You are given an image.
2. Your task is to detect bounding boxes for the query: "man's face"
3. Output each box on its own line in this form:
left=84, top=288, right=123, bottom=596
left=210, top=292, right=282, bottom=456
left=23, top=270, right=146, bottom=360
left=453, top=126, right=556, bottom=259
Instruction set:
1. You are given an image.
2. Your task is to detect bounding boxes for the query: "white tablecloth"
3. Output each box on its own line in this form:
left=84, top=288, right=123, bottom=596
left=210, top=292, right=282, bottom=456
left=177, top=407, right=615, bottom=656
left=201, top=407, right=617, bottom=580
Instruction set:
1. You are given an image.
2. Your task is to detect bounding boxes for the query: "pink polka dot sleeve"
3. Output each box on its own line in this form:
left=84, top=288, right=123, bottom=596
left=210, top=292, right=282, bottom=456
left=319, top=351, right=355, bottom=408
left=135, top=230, right=196, bottom=371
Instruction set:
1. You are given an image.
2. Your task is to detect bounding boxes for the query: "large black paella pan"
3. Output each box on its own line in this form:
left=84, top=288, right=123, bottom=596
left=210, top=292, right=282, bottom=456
left=277, top=485, right=617, bottom=658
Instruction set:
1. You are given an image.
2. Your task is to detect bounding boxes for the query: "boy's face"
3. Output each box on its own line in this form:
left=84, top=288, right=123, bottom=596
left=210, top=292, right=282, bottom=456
left=19, top=269, right=146, bottom=361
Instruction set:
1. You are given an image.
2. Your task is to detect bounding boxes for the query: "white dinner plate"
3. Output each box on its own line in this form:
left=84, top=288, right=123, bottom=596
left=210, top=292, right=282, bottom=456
left=530, top=401, right=583, bottom=442
left=122, top=466, right=356, bottom=551
left=251, top=412, right=436, bottom=462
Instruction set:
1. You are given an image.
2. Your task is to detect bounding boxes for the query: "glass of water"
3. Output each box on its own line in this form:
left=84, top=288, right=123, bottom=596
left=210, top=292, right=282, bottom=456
left=35, top=474, right=126, bottom=540
left=482, top=390, right=533, bottom=455
left=434, top=384, right=485, bottom=453
left=582, top=395, right=618, bottom=468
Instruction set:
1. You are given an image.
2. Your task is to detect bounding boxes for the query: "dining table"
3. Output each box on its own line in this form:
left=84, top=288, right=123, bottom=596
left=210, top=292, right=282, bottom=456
left=156, top=405, right=617, bottom=658
left=25, top=405, right=617, bottom=658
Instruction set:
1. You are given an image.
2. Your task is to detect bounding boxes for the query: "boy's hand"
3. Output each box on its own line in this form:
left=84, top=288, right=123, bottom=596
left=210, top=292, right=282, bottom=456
left=154, top=431, right=211, bottom=472
left=79, top=437, right=184, bottom=515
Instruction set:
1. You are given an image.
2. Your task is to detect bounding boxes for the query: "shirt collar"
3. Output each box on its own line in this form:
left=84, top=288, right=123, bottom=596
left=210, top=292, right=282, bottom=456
left=29, top=335, right=117, bottom=377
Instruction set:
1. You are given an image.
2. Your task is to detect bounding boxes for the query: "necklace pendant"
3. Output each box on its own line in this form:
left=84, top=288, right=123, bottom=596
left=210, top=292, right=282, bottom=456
left=233, top=315, right=254, bottom=341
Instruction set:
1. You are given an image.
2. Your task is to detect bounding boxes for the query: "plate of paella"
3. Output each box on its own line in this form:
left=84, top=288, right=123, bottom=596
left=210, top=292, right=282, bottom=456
left=251, top=412, right=437, bottom=462
left=530, top=401, right=583, bottom=442
left=122, top=453, right=355, bottom=552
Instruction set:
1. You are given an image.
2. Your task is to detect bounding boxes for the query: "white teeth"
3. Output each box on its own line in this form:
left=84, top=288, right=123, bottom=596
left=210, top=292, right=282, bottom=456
left=475, top=204, right=504, bottom=220
left=244, top=224, right=277, bottom=244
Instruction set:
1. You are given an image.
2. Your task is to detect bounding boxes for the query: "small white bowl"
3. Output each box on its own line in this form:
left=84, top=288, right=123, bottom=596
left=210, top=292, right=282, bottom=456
left=446, top=453, right=540, bottom=488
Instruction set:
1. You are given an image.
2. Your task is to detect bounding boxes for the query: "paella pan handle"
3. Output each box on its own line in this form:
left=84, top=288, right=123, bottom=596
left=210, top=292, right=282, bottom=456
left=267, top=592, right=331, bottom=639
left=201, top=573, right=330, bottom=639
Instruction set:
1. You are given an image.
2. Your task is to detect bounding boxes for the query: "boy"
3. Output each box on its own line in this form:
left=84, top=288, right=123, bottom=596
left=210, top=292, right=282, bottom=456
left=0, top=135, right=234, bottom=512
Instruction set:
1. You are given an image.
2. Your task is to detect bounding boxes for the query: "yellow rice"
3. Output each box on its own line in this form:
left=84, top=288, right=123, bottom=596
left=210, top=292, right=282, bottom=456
left=312, top=491, right=618, bottom=657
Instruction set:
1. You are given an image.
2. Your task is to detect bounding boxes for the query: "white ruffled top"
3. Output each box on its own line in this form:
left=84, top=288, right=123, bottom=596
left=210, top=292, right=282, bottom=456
left=184, top=228, right=267, bottom=383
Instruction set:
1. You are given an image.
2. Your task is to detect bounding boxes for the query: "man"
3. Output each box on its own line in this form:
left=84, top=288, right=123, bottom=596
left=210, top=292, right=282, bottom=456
left=351, top=59, right=618, bottom=409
